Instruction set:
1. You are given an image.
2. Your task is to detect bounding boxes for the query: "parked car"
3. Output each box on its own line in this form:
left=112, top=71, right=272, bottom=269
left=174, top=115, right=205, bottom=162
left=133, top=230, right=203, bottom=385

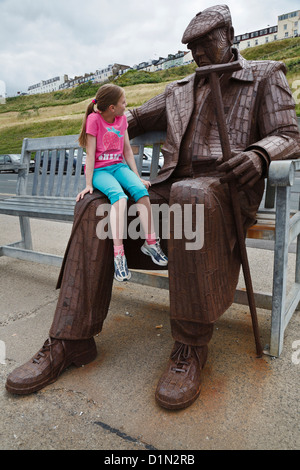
left=0, top=154, right=32, bottom=173
left=28, top=159, right=35, bottom=172
left=140, top=148, right=164, bottom=176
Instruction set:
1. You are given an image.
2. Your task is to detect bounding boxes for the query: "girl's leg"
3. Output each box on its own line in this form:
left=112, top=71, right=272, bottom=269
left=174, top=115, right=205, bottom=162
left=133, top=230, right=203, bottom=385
left=93, top=168, right=131, bottom=281
left=112, top=164, right=168, bottom=266
left=93, top=168, right=127, bottom=245
left=136, top=195, right=168, bottom=266
left=112, top=164, right=154, bottom=238
left=110, top=197, right=131, bottom=281
left=135, top=195, right=155, bottom=241
left=110, top=197, right=127, bottom=246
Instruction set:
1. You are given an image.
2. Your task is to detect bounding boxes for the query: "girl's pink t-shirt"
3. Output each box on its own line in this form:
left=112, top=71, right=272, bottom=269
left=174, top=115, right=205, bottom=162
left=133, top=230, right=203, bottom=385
left=86, top=112, right=128, bottom=169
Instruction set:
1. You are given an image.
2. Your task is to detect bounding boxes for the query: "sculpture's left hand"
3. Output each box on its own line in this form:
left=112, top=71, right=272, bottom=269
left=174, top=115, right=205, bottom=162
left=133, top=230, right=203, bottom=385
left=216, top=151, right=264, bottom=188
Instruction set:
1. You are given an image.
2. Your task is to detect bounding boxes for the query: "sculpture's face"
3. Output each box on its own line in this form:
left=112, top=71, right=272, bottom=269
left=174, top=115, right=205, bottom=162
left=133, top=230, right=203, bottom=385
left=189, top=26, right=233, bottom=67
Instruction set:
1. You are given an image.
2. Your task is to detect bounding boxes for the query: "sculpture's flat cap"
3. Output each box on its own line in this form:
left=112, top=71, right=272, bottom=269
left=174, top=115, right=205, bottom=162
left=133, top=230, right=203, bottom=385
left=182, top=4, right=232, bottom=45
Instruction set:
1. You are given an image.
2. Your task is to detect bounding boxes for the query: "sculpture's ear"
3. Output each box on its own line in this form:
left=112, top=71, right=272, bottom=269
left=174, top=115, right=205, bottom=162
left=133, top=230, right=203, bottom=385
left=228, top=26, right=235, bottom=45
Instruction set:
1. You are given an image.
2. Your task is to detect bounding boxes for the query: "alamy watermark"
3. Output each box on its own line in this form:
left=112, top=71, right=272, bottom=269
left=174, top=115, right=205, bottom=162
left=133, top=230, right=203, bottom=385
left=95, top=203, right=205, bottom=251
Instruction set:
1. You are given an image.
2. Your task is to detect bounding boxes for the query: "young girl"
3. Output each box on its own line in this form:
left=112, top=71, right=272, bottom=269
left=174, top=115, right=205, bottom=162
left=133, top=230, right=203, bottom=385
left=77, top=84, right=168, bottom=282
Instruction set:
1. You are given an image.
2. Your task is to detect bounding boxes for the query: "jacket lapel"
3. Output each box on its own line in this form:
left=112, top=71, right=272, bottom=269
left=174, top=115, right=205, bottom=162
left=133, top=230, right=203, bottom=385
left=167, top=74, right=195, bottom=144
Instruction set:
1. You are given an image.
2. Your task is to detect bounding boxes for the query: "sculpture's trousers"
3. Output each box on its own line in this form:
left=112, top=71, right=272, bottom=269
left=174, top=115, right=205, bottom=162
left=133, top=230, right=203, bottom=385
left=49, top=176, right=263, bottom=347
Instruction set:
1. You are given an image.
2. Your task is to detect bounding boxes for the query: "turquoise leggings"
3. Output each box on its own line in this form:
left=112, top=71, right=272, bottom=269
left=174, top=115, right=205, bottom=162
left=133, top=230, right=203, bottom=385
left=92, top=163, right=149, bottom=205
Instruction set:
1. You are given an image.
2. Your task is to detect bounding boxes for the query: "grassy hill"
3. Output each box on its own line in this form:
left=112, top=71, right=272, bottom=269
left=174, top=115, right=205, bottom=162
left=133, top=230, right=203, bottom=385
left=1, top=38, right=300, bottom=154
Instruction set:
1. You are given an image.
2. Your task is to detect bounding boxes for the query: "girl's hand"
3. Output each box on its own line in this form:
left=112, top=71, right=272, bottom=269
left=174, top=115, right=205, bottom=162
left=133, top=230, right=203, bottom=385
left=76, top=185, right=94, bottom=202
left=140, top=178, right=151, bottom=189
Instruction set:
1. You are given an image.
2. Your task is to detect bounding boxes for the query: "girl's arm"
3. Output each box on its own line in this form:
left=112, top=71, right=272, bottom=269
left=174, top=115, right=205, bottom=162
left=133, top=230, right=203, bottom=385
left=76, top=134, right=96, bottom=201
left=123, top=130, right=151, bottom=189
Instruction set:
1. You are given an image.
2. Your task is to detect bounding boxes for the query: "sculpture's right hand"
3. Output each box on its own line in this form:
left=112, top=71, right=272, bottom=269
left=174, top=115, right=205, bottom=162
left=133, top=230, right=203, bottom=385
left=216, top=151, right=265, bottom=188
left=76, top=185, right=94, bottom=202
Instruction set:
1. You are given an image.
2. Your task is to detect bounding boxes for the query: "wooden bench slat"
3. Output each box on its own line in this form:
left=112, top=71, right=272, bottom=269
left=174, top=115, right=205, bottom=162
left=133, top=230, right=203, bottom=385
left=32, top=150, right=41, bottom=196
left=47, top=150, right=57, bottom=196
left=73, top=148, right=84, bottom=195
left=39, top=150, right=49, bottom=196
left=0, top=204, right=74, bottom=220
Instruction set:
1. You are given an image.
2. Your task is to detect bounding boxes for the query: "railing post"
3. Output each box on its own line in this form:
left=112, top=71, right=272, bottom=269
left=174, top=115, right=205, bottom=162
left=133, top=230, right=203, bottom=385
left=270, top=185, right=291, bottom=356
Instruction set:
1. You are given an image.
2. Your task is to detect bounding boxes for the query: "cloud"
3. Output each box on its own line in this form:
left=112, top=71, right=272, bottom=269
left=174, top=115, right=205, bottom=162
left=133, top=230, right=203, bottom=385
left=0, top=0, right=299, bottom=95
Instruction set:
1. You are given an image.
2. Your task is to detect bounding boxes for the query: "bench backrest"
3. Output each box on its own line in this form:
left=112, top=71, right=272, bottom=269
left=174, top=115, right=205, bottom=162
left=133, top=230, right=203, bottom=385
left=19, top=134, right=85, bottom=198
left=19, top=132, right=300, bottom=210
left=18, top=132, right=166, bottom=199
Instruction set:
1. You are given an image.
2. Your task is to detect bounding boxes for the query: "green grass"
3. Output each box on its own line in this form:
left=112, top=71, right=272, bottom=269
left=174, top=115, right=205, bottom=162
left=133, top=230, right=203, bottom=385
left=0, top=82, right=103, bottom=114
left=242, top=37, right=300, bottom=80
left=242, top=37, right=300, bottom=62
left=114, top=63, right=197, bottom=87
left=0, top=119, right=82, bottom=154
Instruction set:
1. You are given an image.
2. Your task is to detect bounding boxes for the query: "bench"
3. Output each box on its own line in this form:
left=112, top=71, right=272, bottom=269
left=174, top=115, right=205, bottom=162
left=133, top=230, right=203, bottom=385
left=0, top=132, right=299, bottom=358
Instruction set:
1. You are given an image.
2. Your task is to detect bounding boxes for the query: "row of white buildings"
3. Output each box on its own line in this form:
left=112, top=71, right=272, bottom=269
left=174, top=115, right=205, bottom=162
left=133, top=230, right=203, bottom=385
left=27, top=50, right=193, bottom=95
left=27, top=8, right=300, bottom=95
left=234, top=8, right=300, bottom=49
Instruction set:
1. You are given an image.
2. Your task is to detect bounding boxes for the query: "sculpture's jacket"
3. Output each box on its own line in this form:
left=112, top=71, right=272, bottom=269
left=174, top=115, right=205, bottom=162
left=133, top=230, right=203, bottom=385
left=127, top=52, right=300, bottom=184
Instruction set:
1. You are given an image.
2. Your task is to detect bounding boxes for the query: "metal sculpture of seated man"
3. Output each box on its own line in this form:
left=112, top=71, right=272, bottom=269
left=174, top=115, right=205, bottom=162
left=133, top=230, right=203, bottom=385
left=6, top=5, right=300, bottom=410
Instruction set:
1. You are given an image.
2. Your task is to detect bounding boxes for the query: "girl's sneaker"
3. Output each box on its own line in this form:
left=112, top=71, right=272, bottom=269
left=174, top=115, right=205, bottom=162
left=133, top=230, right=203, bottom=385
left=114, top=254, right=131, bottom=282
left=141, top=239, right=168, bottom=266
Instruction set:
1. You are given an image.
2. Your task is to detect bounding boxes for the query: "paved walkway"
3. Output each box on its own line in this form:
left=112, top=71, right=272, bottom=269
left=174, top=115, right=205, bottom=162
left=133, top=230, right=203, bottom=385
left=0, top=214, right=299, bottom=450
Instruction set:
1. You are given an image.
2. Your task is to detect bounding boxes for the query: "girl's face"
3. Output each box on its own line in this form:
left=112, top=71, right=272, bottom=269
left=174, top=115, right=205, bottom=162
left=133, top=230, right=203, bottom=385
left=113, top=93, right=127, bottom=116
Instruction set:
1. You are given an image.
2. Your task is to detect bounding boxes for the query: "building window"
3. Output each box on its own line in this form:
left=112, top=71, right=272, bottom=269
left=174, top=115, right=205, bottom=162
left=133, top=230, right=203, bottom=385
left=255, top=39, right=258, bottom=45
left=285, top=32, right=289, bottom=37
left=284, top=24, right=287, bottom=30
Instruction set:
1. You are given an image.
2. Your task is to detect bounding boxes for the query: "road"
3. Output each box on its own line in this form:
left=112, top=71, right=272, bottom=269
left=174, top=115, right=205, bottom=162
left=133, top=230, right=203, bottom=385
left=0, top=172, right=19, bottom=195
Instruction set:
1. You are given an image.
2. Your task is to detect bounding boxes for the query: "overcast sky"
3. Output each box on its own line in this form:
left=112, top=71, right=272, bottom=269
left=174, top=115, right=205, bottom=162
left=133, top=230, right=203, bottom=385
left=1, top=0, right=300, bottom=96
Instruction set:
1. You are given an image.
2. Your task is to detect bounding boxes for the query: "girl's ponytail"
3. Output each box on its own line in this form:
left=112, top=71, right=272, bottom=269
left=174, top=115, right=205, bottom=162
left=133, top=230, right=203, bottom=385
left=78, top=100, right=97, bottom=148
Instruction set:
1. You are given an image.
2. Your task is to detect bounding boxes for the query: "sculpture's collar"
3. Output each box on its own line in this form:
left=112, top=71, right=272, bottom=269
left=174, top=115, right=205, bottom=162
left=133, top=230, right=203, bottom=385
left=177, top=49, right=254, bottom=85
left=231, top=50, right=254, bottom=82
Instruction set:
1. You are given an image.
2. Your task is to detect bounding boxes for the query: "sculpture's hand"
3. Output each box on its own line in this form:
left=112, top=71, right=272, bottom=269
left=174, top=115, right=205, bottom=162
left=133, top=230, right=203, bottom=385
left=216, top=151, right=264, bottom=188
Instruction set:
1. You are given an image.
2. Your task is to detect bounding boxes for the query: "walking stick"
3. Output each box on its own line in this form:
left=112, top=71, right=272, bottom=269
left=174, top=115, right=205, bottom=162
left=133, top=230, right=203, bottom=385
left=196, top=60, right=263, bottom=357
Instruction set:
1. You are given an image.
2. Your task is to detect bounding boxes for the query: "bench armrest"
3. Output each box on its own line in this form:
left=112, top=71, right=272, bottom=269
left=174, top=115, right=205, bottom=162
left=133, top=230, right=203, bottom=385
left=268, top=159, right=300, bottom=187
